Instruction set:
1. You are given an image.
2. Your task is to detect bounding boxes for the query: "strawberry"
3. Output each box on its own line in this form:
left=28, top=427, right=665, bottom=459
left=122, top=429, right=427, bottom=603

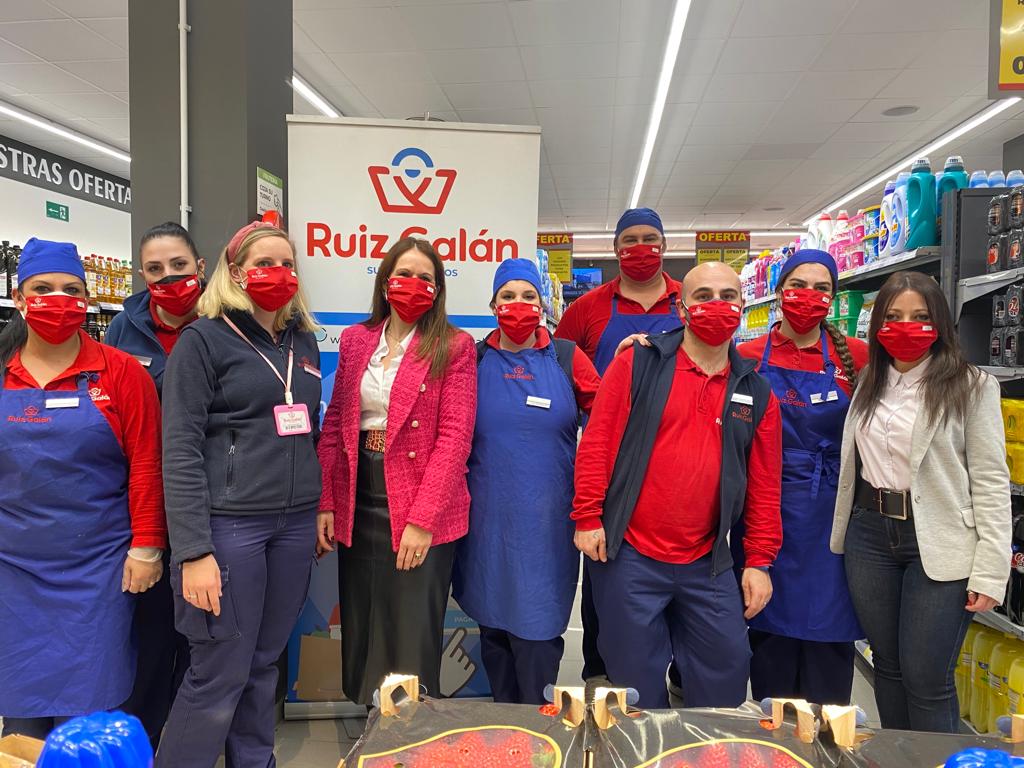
left=696, top=742, right=733, bottom=768
left=770, top=750, right=802, bottom=768
left=738, top=745, right=770, bottom=768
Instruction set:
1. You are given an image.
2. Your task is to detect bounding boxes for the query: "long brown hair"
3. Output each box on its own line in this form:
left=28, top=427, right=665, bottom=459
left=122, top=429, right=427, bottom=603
left=851, top=270, right=979, bottom=426
left=823, top=320, right=858, bottom=389
left=365, top=237, right=456, bottom=378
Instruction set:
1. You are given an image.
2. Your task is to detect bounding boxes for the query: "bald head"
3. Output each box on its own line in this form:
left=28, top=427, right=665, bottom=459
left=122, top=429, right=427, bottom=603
left=682, top=261, right=742, bottom=306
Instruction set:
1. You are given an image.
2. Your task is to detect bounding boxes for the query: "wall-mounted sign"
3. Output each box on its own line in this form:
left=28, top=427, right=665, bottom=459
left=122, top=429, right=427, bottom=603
left=537, top=232, right=573, bottom=282
left=0, top=134, right=130, bottom=212
left=45, top=201, right=69, bottom=222
left=256, top=166, right=283, bottom=215
left=695, top=230, right=750, bottom=272
left=990, top=0, right=1024, bottom=96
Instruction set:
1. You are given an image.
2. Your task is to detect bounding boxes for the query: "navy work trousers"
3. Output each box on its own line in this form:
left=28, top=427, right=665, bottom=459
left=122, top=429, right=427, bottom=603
left=478, top=626, right=564, bottom=704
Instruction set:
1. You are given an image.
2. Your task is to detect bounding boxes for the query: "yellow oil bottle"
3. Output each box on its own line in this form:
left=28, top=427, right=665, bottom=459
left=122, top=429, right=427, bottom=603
left=988, top=636, right=1024, bottom=733
left=971, top=626, right=1002, bottom=731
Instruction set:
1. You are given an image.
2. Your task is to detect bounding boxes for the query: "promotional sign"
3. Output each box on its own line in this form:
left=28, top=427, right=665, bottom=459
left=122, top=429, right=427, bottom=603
left=992, top=0, right=1024, bottom=95
left=537, top=232, right=573, bottom=282
left=285, top=115, right=541, bottom=716
left=695, top=230, right=750, bottom=272
left=256, top=166, right=283, bottom=215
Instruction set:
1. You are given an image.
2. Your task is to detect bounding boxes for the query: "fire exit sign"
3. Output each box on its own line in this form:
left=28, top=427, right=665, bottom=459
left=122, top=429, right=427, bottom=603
left=46, top=200, right=69, bottom=221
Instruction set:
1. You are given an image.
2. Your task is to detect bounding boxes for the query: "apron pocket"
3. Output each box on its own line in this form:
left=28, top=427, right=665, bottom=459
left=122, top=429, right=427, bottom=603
left=172, top=565, right=241, bottom=644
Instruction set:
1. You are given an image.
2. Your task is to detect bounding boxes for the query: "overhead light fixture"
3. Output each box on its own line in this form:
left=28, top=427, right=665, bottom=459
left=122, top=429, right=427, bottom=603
left=805, top=98, right=1022, bottom=226
left=627, top=0, right=693, bottom=209
left=0, top=100, right=130, bottom=163
left=290, top=73, right=340, bottom=119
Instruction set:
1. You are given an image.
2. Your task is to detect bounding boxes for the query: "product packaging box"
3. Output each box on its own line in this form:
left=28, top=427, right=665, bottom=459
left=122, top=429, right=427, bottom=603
left=1009, top=284, right=1023, bottom=326
left=1006, top=328, right=1024, bottom=367
left=995, top=293, right=1009, bottom=327
left=992, top=327, right=1007, bottom=366
left=0, top=735, right=44, bottom=768
left=294, top=633, right=344, bottom=702
left=989, top=234, right=1007, bottom=273
left=1010, top=230, right=1024, bottom=270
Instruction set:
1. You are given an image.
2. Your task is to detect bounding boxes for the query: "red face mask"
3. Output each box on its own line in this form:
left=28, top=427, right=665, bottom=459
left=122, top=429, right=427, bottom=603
left=876, top=321, right=938, bottom=363
left=496, top=301, right=542, bottom=344
left=243, top=266, right=298, bottom=311
left=684, top=300, right=742, bottom=347
left=23, top=293, right=88, bottom=345
left=781, top=288, right=833, bottom=334
left=618, top=243, right=663, bottom=283
left=387, top=277, right=436, bottom=324
left=150, top=274, right=202, bottom=317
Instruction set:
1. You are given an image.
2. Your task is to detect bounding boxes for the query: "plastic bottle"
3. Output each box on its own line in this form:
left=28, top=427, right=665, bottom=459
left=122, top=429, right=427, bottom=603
left=989, top=638, right=1024, bottom=733
left=959, top=623, right=982, bottom=717
left=971, top=171, right=991, bottom=189
left=992, top=170, right=1008, bottom=188
left=1009, top=656, right=1024, bottom=714
left=889, top=172, right=912, bottom=256
left=808, top=213, right=833, bottom=251
left=972, top=627, right=1003, bottom=730
left=905, top=157, right=938, bottom=250
left=937, top=156, right=970, bottom=240
left=1009, top=170, right=1024, bottom=187
left=878, top=180, right=897, bottom=260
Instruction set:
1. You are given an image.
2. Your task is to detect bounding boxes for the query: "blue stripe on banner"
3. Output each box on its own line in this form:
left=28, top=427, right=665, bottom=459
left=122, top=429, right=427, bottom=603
left=314, top=311, right=497, bottom=329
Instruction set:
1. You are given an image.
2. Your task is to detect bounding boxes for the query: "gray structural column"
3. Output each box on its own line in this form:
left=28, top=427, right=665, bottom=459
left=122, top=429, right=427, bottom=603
left=128, top=0, right=292, bottom=267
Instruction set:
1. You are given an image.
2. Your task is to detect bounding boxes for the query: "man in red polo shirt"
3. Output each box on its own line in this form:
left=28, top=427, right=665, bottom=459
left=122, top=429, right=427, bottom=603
left=555, top=207, right=682, bottom=683
left=572, top=261, right=782, bottom=709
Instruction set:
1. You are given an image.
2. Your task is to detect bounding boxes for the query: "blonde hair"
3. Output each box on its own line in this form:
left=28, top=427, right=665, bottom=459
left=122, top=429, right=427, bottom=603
left=198, top=227, right=318, bottom=333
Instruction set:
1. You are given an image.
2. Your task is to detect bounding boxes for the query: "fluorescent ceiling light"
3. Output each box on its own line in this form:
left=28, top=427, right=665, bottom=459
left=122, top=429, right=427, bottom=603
left=291, top=73, right=340, bottom=119
left=750, top=231, right=804, bottom=237
left=627, top=0, right=692, bottom=209
left=804, top=98, right=1022, bottom=226
left=0, top=101, right=130, bottom=163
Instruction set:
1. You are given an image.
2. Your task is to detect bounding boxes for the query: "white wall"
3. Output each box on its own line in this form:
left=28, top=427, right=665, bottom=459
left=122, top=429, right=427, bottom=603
left=0, top=175, right=131, bottom=258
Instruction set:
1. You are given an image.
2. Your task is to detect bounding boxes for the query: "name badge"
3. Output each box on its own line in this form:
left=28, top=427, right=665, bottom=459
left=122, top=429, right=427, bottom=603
left=45, top=397, right=80, bottom=409
left=526, top=396, right=551, bottom=409
left=274, top=403, right=312, bottom=436
left=730, top=393, right=753, bottom=405
left=303, top=364, right=322, bottom=379
left=827, top=390, right=839, bottom=402
left=810, top=393, right=823, bottom=404
left=133, top=355, right=153, bottom=368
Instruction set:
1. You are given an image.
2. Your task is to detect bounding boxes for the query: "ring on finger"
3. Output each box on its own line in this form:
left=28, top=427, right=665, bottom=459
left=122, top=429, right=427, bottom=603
left=413, top=552, right=422, bottom=559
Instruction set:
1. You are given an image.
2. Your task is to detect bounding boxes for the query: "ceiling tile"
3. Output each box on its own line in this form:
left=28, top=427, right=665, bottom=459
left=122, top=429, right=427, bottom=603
left=684, top=122, right=765, bottom=145
left=325, top=84, right=382, bottom=117
left=844, top=0, right=985, bottom=33
left=0, top=37, right=36, bottom=63
left=849, top=97, right=961, bottom=123
left=829, top=120, right=925, bottom=143
left=675, top=143, right=752, bottom=163
left=293, top=22, right=319, bottom=53
left=521, top=43, right=617, bottom=80
left=55, top=59, right=128, bottom=92
left=716, top=35, right=829, bottom=73
left=456, top=106, right=537, bottom=126
left=47, top=0, right=127, bottom=18
left=424, top=47, right=524, bottom=84
left=529, top=78, right=615, bottom=108
left=0, top=61, right=97, bottom=92
left=0, top=1, right=64, bottom=22
left=614, top=77, right=655, bottom=106
left=682, top=0, right=742, bottom=39
left=878, top=66, right=988, bottom=99
left=398, top=3, right=515, bottom=50
left=295, top=8, right=416, bottom=53
left=810, top=32, right=930, bottom=72
left=672, top=37, right=727, bottom=76
left=701, top=71, right=797, bottom=102
left=72, top=115, right=128, bottom=142
left=509, top=0, right=619, bottom=46
left=359, top=81, right=452, bottom=118
left=690, top=99, right=779, bottom=126
left=773, top=98, right=869, bottom=125
left=444, top=80, right=531, bottom=110
left=79, top=18, right=127, bottom=50
left=810, top=139, right=893, bottom=160
left=666, top=71, right=710, bottom=103
left=617, top=40, right=661, bottom=78
left=757, top=120, right=839, bottom=144
left=619, top=0, right=670, bottom=42
left=742, top=143, right=825, bottom=161
left=795, top=69, right=896, bottom=100
left=0, top=19, right=124, bottom=60
left=296, top=51, right=352, bottom=87
left=911, top=28, right=987, bottom=70
left=34, top=90, right=127, bottom=118
left=730, top=0, right=853, bottom=37
left=329, top=51, right=435, bottom=86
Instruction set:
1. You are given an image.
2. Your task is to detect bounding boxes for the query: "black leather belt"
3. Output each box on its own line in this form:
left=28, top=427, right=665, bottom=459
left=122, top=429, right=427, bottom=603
left=855, top=478, right=912, bottom=521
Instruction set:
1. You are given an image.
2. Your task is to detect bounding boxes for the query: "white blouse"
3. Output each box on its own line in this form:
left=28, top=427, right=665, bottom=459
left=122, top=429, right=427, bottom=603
left=359, top=322, right=416, bottom=431
left=855, top=357, right=931, bottom=491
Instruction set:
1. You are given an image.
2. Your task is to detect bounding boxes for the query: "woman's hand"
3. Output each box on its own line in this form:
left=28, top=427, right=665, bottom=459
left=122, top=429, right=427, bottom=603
left=316, top=511, right=336, bottom=559
left=966, top=590, right=999, bottom=613
left=397, top=523, right=433, bottom=571
left=574, top=527, right=607, bottom=562
left=122, top=556, right=163, bottom=594
left=182, top=554, right=223, bottom=615
left=614, top=333, right=652, bottom=358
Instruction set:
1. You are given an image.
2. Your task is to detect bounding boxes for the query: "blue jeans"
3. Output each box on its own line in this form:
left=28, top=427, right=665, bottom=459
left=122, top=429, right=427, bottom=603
left=843, top=506, right=972, bottom=733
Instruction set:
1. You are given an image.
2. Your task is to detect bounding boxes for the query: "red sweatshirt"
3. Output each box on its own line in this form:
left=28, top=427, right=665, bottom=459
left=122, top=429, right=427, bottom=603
left=4, top=331, right=166, bottom=548
left=737, top=326, right=868, bottom=396
left=572, top=345, right=783, bottom=567
left=484, top=327, right=601, bottom=414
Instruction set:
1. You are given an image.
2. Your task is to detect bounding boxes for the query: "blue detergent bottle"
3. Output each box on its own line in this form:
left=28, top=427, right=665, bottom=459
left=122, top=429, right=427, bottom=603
left=37, top=712, right=152, bottom=768
left=889, top=172, right=912, bottom=256
left=971, top=171, right=990, bottom=188
left=905, top=157, right=938, bottom=250
left=936, top=155, right=969, bottom=240
left=1008, top=169, right=1024, bottom=187
left=991, top=170, right=1008, bottom=188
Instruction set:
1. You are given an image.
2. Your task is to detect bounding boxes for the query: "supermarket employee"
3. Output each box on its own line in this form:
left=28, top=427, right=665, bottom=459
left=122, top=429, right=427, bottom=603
left=0, top=238, right=165, bottom=739
left=736, top=249, right=868, bottom=705
left=573, top=261, right=782, bottom=709
left=555, top=206, right=681, bottom=682
left=453, top=258, right=600, bottom=704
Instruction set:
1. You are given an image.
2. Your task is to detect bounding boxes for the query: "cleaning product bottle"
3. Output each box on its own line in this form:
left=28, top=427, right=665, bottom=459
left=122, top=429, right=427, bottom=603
left=959, top=623, right=982, bottom=717
left=889, top=172, right=912, bottom=256
left=937, top=156, right=970, bottom=240
left=989, top=637, right=1024, bottom=733
left=972, top=627, right=1003, bottom=730
left=1009, top=169, right=1024, bottom=187
left=971, top=171, right=991, bottom=188
left=992, top=170, right=1008, bottom=188
left=808, top=213, right=833, bottom=251
left=905, top=157, right=938, bottom=250
left=878, top=179, right=897, bottom=260
left=1009, top=655, right=1024, bottom=714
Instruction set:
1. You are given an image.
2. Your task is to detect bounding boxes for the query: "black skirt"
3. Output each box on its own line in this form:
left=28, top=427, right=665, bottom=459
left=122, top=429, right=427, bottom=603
left=337, top=446, right=455, bottom=705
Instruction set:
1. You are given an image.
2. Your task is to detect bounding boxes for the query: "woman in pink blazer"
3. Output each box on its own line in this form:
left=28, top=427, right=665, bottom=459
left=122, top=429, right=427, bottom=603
left=317, top=237, right=476, bottom=704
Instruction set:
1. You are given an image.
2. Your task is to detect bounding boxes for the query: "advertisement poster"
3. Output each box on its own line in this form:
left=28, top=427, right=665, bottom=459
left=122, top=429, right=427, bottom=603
left=695, top=230, right=750, bottom=272
left=285, top=115, right=541, bottom=716
left=256, top=166, right=284, bottom=215
left=537, top=232, right=573, bottom=282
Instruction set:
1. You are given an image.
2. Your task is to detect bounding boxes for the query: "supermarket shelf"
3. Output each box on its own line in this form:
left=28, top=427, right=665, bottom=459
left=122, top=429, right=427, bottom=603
left=1013, top=483, right=1024, bottom=497
left=837, top=247, right=941, bottom=288
left=744, top=294, right=776, bottom=309
left=98, top=302, right=124, bottom=312
left=979, top=365, right=1024, bottom=383
left=973, top=609, right=1024, bottom=641
left=957, top=266, right=1024, bottom=317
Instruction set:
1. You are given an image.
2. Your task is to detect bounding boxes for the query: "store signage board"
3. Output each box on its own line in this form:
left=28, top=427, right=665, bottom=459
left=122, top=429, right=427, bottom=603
left=256, top=166, right=283, bottom=215
left=990, top=0, right=1024, bottom=96
left=45, top=201, right=68, bottom=222
left=538, top=231, right=573, bottom=282
left=0, top=134, right=130, bottom=212
left=696, top=230, right=750, bottom=272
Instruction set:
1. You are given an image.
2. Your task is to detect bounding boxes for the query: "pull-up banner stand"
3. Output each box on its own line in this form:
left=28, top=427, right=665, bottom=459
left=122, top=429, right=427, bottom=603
left=285, top=115, right=541, bottom=718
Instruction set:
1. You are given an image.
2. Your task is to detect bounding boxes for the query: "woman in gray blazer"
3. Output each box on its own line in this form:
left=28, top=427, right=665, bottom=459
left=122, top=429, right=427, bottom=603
left=831, top=270, right=1011, bottom=734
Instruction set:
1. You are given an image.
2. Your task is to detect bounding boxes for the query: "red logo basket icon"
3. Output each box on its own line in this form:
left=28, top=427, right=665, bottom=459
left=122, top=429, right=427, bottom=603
left=368, top=147, right=457, bottom=215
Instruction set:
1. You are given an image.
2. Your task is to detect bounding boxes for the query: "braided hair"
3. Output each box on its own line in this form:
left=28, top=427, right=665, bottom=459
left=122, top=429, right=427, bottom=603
left=822, top=319, right=858, bottom=391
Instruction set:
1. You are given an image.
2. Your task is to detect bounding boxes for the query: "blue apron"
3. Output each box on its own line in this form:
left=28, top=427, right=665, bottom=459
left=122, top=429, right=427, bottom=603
left=453, top=342, right=579, bottom=641
left=0, top=371, right=134, bottom=717
left=592, top=293, right=682, bottom=376
left=749, top=329, right=862, bottom=642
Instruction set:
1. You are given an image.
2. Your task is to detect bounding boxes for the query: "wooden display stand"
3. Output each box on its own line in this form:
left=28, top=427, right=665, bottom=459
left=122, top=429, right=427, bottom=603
left=820, top=705, right=860, bottom=748
left=552, top=685, right=587, bottom=727
left=378, top=673, right=420, bottom=717
left=769, top=698, right=818, bottom=743
left=592, top=687, right=630, bottom=730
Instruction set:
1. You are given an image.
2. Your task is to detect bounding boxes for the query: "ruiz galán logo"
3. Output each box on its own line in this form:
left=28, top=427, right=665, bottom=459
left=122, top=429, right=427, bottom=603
left=504, top=365, right=534, bottom=382
left=368, top=147, right=457, bottom=215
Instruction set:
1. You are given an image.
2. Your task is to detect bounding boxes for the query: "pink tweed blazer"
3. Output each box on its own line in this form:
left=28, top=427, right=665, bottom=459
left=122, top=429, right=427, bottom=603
left=318, top=322, right=477, bottom=550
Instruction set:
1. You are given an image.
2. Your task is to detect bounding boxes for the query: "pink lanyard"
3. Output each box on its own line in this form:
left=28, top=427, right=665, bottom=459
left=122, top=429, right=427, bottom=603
left=222, top=315, right=295, bottom=406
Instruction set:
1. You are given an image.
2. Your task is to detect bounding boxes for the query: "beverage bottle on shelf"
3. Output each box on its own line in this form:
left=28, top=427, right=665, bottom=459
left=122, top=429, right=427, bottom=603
left=114, top=258, right=124, bottom=301
left=104, top=257, right=114, bottom=302
left=8, top=245, right=20, bottom=297
left=0, top=241, right=9, bottom=299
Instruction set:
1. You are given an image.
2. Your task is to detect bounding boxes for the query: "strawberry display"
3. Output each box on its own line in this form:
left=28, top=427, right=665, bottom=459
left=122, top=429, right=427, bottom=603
left=359, top=726, right=559, bottom=768
left=646, top=741, right=812, bottom=768
left=696, top=742, right=733, bottom=768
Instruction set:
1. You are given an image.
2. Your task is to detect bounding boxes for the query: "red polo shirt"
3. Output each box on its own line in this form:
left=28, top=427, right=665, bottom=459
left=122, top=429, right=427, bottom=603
left=572, top=345, right=783, bottom=566
left=555, top=274, right=681, bottom=363
left=148, top=300, right=191, bottom=357
left=737, top=326, right=869, bottom=396
left=4, top=331, right=166, bottom=548
left=484, top=327, right=601, bottom=414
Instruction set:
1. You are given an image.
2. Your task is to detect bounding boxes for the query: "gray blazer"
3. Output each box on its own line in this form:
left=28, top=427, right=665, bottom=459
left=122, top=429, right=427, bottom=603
left=831, top=371, right=1011, bottom=602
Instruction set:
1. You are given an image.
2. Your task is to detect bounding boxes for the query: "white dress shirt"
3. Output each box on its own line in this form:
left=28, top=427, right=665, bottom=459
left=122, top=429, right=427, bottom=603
left=360, top=322, right=416, bottom=431
left=855, top=357, right=931, bottom=491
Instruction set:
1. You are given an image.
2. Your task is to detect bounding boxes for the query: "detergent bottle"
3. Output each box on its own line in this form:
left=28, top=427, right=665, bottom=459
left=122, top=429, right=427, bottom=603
left=937, top=156, right=970, bottom=239
left=989, top=637, right=1024, bottom=733
left=972, top=626, right=1003, bottom=730
left=1009, top=169, right=1024, bottom=187
left=992, top=170, right=1008, bottom=188
left=1009, top=656, right=1024, bottom=715
left=808, top=213, right=833, bottom=251
left=905, top=157, right=938, bottom=250
left=37, top=711, right=153, bottom=767
left=959, top=622, right=982, bottom=717
left=971, top=171, right=991, bottom=188
left=888, top=172, right=912, bottom=256
left=878, top=180, right=897, bottom=259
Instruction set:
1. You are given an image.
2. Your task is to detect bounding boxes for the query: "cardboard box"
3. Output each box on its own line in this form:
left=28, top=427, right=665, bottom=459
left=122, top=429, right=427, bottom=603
left=0, top=734, right=44, bottom=768
left=294, top=633, right=345, bottom=702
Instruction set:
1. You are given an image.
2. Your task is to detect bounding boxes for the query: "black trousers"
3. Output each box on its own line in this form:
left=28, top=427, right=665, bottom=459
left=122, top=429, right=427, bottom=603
left=478, top=626, right=564, bottom=705
left=748, top=630, right=855, bottom=705
left=581, top=562, right=607, bottom=680
left=338, top=447, right=455, bottom=705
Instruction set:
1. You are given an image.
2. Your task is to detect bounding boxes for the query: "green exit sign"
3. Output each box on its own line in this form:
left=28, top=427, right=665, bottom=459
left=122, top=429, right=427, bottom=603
left=46, top=201, right=69, bottom=221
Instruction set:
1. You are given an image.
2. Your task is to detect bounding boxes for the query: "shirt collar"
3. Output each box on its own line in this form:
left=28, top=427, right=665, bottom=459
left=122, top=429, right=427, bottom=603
left=887, top=355, right=931, bottom=388
left=677, top=344, right=730, bottom=379
left=149, top=299, right=180, bottom=334
left=485, top=326, right=551, bottom=350
left=769, top=324, right=822, bottom=352
left=611, top=273, right=680, bottom=302
left=375, top=320, right=416, bottom=357
left=6, top=331, right=107, bottom=388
